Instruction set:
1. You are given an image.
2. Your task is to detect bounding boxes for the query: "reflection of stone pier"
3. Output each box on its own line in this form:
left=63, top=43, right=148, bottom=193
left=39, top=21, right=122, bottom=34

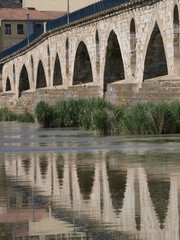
left=3, top=153, right=180, bottom=239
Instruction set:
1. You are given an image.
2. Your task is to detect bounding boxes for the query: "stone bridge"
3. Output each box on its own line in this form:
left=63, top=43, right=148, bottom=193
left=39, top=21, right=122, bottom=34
left=1, top=0, right=180, bottom=112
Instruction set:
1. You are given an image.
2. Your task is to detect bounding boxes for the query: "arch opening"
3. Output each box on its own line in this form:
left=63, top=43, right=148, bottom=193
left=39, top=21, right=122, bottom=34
left=104, top=30, right=125, bottom=92
left=66, top=38, right=69, bottom=79
left=143, top=23, right=168, bottom=80
left=174, top=5, right=179, bottom=57
left=106, top=162, right=127, bottom=216
left=39, top=156, right=48, bottom=179
left=130, top=19, right=136, bottom=76
left=53, top=53, right=63, bottom=86
left=77, top=164, right=95, bottom=200
left=13, top=64, right=15, bottom=89
left=47, top=45, right=51, bottom=78
left=148, top=178, right=170, bottom=229
left=96, top=30, right=100, bottom=74
left=73, top=41, right=93, bottom=85
left=36, top=60, right=47, bottom=89
left=19, top=64, right=30, bottom=97
left=56, top=155, right=64, bottom=186
left=31, top=56, right=34, bottom=88
left=6, top=77, right=11, bottom=91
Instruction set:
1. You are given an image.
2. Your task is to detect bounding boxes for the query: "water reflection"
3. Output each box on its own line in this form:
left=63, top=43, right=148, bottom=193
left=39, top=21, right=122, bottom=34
left=0, top=122, right=180, bottom=239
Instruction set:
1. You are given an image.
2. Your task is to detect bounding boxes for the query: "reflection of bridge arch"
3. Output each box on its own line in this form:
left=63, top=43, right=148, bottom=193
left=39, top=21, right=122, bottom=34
left=3, top=153, right=180, bottom=239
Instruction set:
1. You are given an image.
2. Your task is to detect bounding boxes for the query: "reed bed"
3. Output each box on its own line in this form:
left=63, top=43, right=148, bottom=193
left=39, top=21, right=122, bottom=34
left=0, top=108, right=34, bottom=123
left=34, top=99, right=180, bottom=135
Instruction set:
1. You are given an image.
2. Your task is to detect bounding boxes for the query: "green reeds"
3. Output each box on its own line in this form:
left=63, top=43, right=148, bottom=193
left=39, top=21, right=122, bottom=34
left=17, top=112, right=34, bottom=123
left=0, top=108, right=35, bottom=123
left=34, top=100, right=180, bottom=135
left=0, top=108, right=17, bottom=121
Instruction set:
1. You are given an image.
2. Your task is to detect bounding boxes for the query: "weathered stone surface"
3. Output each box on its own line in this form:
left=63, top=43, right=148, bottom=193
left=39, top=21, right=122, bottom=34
left=1, top=0, right=180, bottom=112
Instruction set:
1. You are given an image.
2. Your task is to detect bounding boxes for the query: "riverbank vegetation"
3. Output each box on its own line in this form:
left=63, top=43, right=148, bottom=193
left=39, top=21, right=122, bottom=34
left=34, top=99, right=180, bottom=135
left=1, top=100, right=180, bottom=135
left=0, top=108, right=34, bottom=123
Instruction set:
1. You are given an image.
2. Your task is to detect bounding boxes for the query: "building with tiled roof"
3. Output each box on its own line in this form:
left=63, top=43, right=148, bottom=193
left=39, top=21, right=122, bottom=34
left=0, top=8, right=66, bottom=51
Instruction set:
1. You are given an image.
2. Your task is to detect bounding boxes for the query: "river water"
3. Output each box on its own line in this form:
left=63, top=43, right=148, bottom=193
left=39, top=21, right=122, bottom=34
left=0, top=122, right=180, bottom=240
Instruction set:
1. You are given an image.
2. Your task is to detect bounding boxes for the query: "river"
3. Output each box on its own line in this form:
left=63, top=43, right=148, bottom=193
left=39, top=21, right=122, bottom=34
left=0, top=122, right=179, bottom=240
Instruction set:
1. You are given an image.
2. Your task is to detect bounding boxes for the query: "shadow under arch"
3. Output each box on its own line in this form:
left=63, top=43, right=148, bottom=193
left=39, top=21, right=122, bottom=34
left=76, top=154, right=95, bottom=200
left=53, top=53, right=63, bottom=86
left=56, top=155, right=64, bottom=187
left=130, top=18, right=136, bottom=77
left=31, top=56, right=34, bottom=87
left=22, top=157, right=31, bottom=175
left=66, top=38, right=69, bottom=78
left=73, top=41, right=93, bottom=85
left=19, top=64, right=30, bottom=97
left=104, top=30, right=125, bottom=92
left=36, top=60, right=47, bottom=89
left=95, top=30, right=100, bottom=74
left=106, top=161, right=127, bottom=216
left=39, top=155, right=48, bottom=179
left=174, top=5, right=179, bottom=57
left=6, top=77, right=11, bottom=91
left=143, top=22, right=168, bottom=81
left=147, top=177, right=170, bottom=229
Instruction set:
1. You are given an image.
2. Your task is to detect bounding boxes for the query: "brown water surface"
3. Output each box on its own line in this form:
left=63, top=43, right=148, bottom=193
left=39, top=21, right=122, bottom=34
left=0, top=122, right=180, bottom=240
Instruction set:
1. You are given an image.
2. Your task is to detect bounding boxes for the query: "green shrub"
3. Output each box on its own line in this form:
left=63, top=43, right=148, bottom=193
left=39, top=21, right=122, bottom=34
left=34, top=101, right=54, bottom=127
left=0, top=108, right=17, bottom=121
left=92, top=110, right=108, bottom=135
left=17, top=112, right=34, bottom=123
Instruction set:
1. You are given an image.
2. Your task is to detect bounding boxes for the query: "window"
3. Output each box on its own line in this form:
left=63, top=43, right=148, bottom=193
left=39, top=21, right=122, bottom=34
left=17, top=24, right=24, bottom=34
left=5, top=24, right=11, bottom=34
left=34, top=22, right=43, bottom=32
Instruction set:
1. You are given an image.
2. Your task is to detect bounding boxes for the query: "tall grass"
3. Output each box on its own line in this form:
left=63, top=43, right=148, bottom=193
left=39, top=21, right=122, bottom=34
left=17, top=112, right=35, bottom=123
left=0, top=108, right=17, bottom=121
left=34, top=100, right=180, bottom=135
left=0, top=108, right=35, bottom=123
left=34, top=99, right=117, bottom=133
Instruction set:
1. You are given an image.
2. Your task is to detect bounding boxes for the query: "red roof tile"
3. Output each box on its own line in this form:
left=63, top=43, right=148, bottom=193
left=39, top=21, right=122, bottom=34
left=0, top=8, right=66, bottom=21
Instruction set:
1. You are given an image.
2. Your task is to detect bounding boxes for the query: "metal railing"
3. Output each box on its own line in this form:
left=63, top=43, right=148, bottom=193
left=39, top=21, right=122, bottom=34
left=0, top=0, right=131, bottom=60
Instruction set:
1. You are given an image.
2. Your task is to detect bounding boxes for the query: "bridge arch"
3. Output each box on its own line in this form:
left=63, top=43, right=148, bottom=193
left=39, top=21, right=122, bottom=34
left=95, top=30, right=100, bottom=76
left=143, top=21, right=168, bottom=80
left=66, top=38, right=69, bottom=81
left=173, top=4, right=180, bottom=75
left=106, top=161, right=127, bottom=215
left=31, top=56, right=35, bottom=90
left=36, top=60, right=47, bottom=89
left=76, top=158, right=95, bottom=200
left=53, top=53, right=63, bottom=86
left=73, top=41, right=93, bottom=85
left=173, top=5, right=179, bottom=56
left=6, top=77, right=11, bottom=91
left=13, top=64, right=16, bottom=91
left=103, top=29, right=125, bottom=92
left=130, top=18, right=136, bottom=77
left=47, top=45, right=51, bottom=80
left=19, top=64, right=30, bottom=97
left=147, top=176, right=170, bottom=229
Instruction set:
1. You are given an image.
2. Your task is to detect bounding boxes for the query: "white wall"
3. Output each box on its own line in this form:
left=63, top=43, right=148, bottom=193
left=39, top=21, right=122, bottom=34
left=23, top=0, right=100, bottom=12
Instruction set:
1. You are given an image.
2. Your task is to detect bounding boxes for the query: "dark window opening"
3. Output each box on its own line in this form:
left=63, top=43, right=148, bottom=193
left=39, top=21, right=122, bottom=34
left=17, top=24, right=24, bottom=34
left=34, top=22, right=43, bottom=32
left=5, top=24, right=11, bottom=34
